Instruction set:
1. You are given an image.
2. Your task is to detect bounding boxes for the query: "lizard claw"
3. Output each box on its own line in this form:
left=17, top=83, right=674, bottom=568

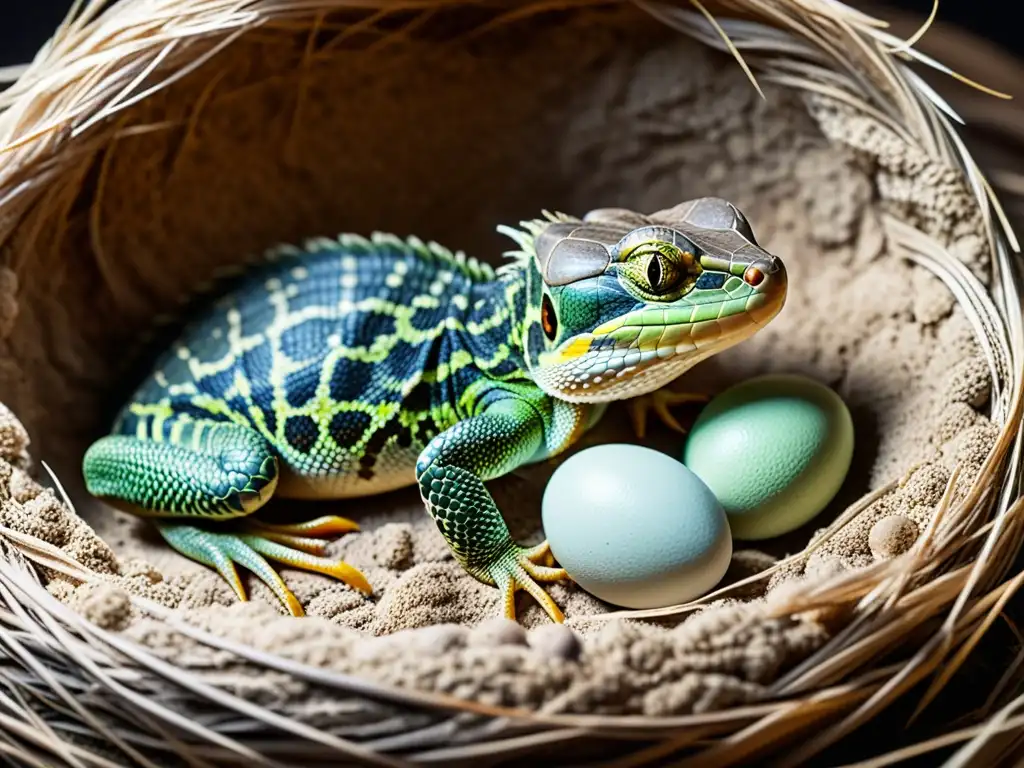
left=521, top=540, right=557, bottom=568
left=486, top=540, right=569, bottom=624
left=156, top=517, right=369, bottom=617
left=626, top=388, right=710, bottom=439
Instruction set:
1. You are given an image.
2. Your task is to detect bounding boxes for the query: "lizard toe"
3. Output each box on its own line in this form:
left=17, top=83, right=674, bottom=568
left=157, top=522, right=371, bottom=617
left=488, top=544, right=569, bottom=624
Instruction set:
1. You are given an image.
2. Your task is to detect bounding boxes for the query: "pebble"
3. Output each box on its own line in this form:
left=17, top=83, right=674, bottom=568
left=469, top=617, right=528, bottom=647
left=528, top=624, right=582, bottom=662
left=869, top=515, right=919, bottom=560
left=411, top=623, right=469, bottom=653
left=373, top=623, right=468, bottom=655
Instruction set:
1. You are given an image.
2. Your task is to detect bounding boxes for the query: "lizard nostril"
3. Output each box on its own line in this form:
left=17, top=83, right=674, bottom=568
left=743, top=265, right=765, bottom=286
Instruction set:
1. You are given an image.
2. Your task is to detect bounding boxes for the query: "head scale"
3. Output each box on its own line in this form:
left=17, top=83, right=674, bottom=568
left=510, top=197, right=788, bottom=403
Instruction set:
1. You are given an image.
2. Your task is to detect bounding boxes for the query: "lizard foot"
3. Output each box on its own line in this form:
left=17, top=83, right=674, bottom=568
left=486, top=541, right=569, bottom=624
left=157, top=519, right=371, bottom=617
left=626, top=388, right=710, bottom=439
left=522, top=539, right=558, bottom=568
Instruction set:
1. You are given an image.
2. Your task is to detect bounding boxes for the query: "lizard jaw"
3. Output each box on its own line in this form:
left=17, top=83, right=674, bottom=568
left=532, top=291, right=786, bottom=404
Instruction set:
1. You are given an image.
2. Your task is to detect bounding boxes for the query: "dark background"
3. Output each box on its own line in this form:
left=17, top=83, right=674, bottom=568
left=0, top=1, right=1019, bottom=67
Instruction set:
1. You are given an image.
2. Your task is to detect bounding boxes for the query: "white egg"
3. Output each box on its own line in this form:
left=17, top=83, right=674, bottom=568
left=542, top=444, right=732, bottom=609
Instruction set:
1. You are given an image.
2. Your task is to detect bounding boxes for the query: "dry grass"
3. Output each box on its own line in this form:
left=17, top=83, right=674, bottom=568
left=0, top=0, right=1022, bottom=765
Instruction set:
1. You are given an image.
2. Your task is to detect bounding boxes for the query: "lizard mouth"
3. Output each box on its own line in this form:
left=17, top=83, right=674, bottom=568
left=534, top=261, right=787, bottom=403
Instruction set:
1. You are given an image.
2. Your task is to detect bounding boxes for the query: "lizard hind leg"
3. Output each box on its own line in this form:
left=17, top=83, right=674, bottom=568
left=82, top=421, right=370, bottom=616
left=83, top=422, right=282, bottom=520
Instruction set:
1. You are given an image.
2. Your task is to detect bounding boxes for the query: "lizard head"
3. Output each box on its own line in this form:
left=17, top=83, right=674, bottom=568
left=508, top=197, right=787, bottom=403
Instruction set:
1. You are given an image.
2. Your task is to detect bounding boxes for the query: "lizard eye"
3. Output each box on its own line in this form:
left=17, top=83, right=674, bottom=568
left=541, top=293, right=558, bottom=341
left=621, top=243, right=691, bottom=296
left=642, top=253, right=683, bottom=294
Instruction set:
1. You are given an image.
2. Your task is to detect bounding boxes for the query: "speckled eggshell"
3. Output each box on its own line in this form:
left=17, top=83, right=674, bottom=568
left=683, top=373, right=854, bottom=540
left=542, top=444, right=732, bottom=609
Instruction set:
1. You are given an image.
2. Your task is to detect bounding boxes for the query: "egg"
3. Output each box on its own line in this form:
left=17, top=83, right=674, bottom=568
left=683, top=373, right=854, bottom=540
left=542, top=444, right=732, bottom=609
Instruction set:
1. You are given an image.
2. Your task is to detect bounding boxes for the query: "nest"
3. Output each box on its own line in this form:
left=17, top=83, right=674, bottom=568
left=1, top=0, right=1023, bottom=765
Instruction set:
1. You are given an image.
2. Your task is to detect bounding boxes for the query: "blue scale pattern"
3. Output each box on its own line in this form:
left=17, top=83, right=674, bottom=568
left=114, top=238, right=530, bottom=483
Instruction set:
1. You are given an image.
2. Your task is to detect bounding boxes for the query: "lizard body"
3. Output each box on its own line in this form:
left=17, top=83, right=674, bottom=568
left=82, top=198, right=787, bottom=621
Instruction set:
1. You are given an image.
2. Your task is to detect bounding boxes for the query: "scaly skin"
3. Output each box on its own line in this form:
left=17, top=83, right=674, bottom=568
left=82, top=197, right=787, bottom=622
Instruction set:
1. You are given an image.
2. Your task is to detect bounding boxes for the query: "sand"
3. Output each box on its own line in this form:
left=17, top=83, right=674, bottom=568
left=0, top=9, right=999, bottom=717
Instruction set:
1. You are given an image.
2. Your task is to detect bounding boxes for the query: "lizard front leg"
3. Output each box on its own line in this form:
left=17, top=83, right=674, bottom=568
left=415, top=397, right=571, bottom=623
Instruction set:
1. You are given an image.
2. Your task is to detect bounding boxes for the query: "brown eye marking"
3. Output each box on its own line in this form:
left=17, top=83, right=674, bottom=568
left=541, top=293, right=558, bottom=341
left=743, top=266, right=765, bottom=286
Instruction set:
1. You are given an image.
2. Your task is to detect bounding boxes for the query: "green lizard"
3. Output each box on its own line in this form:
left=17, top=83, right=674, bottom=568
left=82, top=197, right=787, bottom=623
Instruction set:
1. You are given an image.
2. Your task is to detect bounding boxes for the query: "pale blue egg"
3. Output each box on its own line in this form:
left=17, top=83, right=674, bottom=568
left=542, top=444, right=732, bottom=609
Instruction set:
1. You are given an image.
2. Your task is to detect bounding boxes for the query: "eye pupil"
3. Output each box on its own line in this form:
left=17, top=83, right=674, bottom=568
left=647, top=257, right=663, bottom=290
left=541, top=293, right=558, bottom=341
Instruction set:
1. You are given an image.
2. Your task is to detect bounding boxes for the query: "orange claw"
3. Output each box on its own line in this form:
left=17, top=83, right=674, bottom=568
left=248, top=514, right=361, bottom=536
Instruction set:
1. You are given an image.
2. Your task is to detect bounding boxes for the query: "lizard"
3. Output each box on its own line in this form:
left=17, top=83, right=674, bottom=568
left=81, top=197, right=787, bottom=623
